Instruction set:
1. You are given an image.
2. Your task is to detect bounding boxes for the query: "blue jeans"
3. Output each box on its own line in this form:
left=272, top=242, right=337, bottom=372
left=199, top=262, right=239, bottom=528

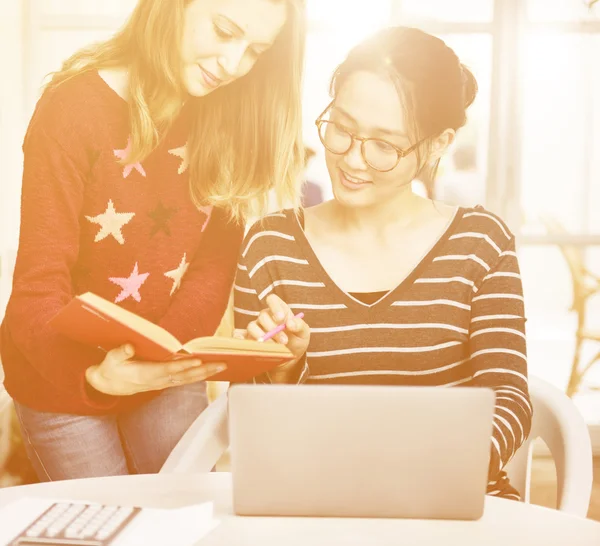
left=13, top=382, right=208, bottom=481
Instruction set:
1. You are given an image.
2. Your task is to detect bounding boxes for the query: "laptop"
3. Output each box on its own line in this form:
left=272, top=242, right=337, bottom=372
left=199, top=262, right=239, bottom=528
left=228, top=384, right=496, bottom=520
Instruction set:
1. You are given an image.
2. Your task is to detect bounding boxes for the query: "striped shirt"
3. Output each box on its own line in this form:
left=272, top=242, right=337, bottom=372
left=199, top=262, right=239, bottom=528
left=234, top=206, right=532, bottom=500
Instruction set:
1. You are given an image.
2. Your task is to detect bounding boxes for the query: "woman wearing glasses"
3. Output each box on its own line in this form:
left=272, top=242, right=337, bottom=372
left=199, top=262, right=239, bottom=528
left=234, top=26, right=532, bottom=500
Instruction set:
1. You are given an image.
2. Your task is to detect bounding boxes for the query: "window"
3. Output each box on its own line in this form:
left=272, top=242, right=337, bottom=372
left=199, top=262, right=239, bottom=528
left=518, top=0, right=600, bottom=239
left=516, top=0, right=600, bottom=408
left=303, top=0, right=392, bottom=198
left=25, top=1, right=135, bottom=112
left=527, top=0, right=600, bottom=22
left=39, top=0, right=137, bottom=17
left=519, top=33, right=596, bottom=236
left=399, top=0, right=494, bottom=22
left=433, top=34, right=492, bottom=208
left=0, top=1, right=136, bottom=313
left=30, top=29, right=113, bottom=101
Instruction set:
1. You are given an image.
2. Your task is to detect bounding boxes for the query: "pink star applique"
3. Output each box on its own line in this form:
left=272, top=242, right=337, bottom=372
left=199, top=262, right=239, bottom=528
left=199, top=205, right=213, bottom=232
left=109, top=262, right=150, bottom=303
left=114, top=137, right=146, bottom=178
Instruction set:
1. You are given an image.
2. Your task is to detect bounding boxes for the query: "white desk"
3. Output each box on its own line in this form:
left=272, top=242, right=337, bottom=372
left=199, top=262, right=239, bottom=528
left=1, top=473, right=599, bottom=545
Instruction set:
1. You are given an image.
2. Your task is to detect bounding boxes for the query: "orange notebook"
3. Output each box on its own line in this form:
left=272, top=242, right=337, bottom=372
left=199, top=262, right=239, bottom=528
left=49, top=292, right=294, bottom=383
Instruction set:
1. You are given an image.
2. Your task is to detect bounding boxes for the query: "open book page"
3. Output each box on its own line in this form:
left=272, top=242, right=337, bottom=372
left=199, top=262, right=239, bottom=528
left=51, top=293, right=293, bottom=372
left=182, top=336, right=293, bottom=356
left=78, top=292, right=183, bottom=353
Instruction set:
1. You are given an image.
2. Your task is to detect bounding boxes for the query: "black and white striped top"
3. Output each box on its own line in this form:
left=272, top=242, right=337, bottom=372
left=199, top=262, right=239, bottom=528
left=234, top=206, right=532, bottom=500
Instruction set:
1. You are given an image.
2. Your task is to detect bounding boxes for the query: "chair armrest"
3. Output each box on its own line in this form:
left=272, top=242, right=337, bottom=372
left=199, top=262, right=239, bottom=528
left=0, top=389, right=14, bottom=471
left=529, top=377, right=594, bottom=516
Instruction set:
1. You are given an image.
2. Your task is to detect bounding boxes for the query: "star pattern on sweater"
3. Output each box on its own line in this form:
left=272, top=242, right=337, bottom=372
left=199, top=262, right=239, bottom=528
left=199, top=205, right=214, bottom=232
left=164, top=253, right=190, bottom=296
left=109, top=262, right=150, bottom=303
left=114, top=137, right=147, bottom=178
left=85, top=200, right=135, bottom=245
left=148, top=201, right=178, bottom=237
left=168, top=144, right=189, bottom=175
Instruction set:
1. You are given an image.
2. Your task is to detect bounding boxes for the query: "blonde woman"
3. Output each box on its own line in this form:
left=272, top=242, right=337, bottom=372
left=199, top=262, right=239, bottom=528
left=1, top=0, right=305, bottom=481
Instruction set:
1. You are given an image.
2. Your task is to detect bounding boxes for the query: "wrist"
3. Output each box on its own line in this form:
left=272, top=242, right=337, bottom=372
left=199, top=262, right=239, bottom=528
left=285, top=355, right=302, bottom=368
left=271, top=354, right=305, bottom=383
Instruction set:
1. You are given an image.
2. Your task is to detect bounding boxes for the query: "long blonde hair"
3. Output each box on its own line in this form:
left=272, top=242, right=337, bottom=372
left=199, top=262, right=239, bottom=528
left=47, top=0, right=306, bottom=221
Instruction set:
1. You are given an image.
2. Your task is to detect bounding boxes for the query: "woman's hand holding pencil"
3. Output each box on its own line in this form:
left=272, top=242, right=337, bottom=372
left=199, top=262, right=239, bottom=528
left=242, top=294, right=311, bottom=364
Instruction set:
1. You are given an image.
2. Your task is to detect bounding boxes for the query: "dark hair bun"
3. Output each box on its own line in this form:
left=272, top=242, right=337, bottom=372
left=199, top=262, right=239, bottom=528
left=330, top=27, right=479, bottom=136
left=461, top=64, right=478, bottom=109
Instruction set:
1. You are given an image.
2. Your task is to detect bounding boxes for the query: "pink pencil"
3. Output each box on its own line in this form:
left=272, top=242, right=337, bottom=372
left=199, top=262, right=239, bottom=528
left=258, top=312, right=304, bottom=342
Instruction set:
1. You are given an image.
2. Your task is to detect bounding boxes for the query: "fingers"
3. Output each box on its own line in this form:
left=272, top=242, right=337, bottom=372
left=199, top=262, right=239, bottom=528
left=128, top=358, right=225, bottom=388
left=163, top=359, right=205, bottom=375
left=168, top=362, right=228, bottom=386
left=246, top=320, right=267, bottom=342
left=246, top=296, right=307, bottom=345
left=246, top=315, right=286, bottom=344
left=97, top=346, right=228, bottom=395
left=106, top=344, right=135, bottom=364
left=256, top=309, right=278, bottom=332
left=146, top=359, right=218, bottom=383
left=285, top=315, right=310, bottom=340
left=265, top=295, right=308, bottom=339
left=256, top=309, right=288, bottom=344
left=140, top=362, right=227, bottom=391
left=265, top=294, right=291, bottom=322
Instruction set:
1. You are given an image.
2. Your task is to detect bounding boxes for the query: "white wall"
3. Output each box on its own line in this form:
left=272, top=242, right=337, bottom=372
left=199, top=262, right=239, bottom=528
left=0, top=0, right=135, bottom=315
left=0, top=0, right=26, bottom=314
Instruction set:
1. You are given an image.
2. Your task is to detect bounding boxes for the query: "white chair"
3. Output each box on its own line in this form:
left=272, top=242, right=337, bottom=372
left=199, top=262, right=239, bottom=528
left=504, top=375, right=594, bottom=516
left=159, top=295, right=233, bottom=474
left=0, top=388, right=13, bottom=474
left=161, top=376, right=595, bottom=518
left=159, top=391, right=229, bottom=474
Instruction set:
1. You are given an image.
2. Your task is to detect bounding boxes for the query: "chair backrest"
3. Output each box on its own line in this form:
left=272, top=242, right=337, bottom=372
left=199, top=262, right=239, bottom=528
left=0, top=390, right=13, bottom=472
left=504, top=376, right=593, bottom=516
left=159, top=391, right=229, bottom=474
left=207, top=290, right=233, bottom=403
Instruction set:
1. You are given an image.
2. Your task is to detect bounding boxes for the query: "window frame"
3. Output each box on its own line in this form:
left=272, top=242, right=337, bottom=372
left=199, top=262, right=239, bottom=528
left=15, top=0, right=600, bottom=251
left=392, top=0, right=600, bottom=246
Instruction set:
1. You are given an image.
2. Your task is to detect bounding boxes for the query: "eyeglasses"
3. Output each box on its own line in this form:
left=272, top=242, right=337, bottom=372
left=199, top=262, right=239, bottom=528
left=315, top=101, right=424, bottom=173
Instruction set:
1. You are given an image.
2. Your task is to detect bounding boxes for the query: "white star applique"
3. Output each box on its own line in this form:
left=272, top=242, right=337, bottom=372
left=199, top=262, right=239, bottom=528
left=85, top=200, right=135, bottom=245
left=164, top=253, right=190, bottom=295
left=168, top=144, right=189, bottom=175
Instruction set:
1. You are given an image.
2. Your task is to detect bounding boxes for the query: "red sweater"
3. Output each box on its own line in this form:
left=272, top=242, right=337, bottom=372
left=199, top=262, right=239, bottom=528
left=1, top=71, right=243, bottom=415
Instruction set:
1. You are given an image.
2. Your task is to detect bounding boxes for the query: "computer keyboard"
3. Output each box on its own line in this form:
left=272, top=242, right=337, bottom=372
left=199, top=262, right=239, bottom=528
left=9, top=501, right=141, bottom=545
